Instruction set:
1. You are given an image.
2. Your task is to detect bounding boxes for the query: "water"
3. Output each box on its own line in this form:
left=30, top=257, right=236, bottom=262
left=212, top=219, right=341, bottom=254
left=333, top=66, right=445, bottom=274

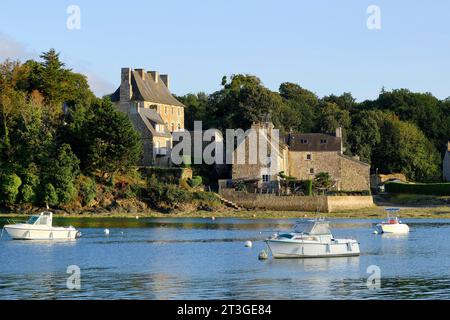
left=1, top=217, right=450, bottom=300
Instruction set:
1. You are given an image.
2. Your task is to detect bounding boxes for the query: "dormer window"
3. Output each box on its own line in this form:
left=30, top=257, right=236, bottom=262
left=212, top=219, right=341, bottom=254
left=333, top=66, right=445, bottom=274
left=301, top=139, right=308, bottom=144
left=320, top=139, right=327, bottom=144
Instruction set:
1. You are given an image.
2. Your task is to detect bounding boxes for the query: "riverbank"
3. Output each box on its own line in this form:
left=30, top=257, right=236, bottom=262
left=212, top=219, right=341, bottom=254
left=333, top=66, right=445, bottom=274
left=1, top=205, right=450, bottom=219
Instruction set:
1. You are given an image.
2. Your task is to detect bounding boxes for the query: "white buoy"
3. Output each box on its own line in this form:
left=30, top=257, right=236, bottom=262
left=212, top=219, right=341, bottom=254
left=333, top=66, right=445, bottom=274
left=135, top=216, right=139, bottom=220
left=211, top=217, right=216, bottom=221
left=373, top=230, right=378, bottom=235
left=104, top=229, right=110, bottom=236
left=245, top=241, right=253, bottom=248
left=258, top=250, right=269, bottom=260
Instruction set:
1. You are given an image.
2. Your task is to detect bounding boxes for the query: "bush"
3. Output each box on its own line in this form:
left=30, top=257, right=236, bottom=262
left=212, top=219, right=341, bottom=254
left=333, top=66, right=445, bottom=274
left=299, top=180, right=313, bottom=196
left=327, top=190, right=371, bottom=196
left=0, top=173, right=22, bottom=205
left=188, top=176, right=203, bottom=188
left=77, top=176, right=97, bottom=206
left=43, top=183, right=58, bottom=207
left=385, top=182, right=450, bottom=196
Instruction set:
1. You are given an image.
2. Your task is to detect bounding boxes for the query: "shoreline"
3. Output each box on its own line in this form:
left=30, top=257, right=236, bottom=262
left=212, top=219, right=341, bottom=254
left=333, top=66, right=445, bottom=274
left=2, top=205, right=450, bottom=219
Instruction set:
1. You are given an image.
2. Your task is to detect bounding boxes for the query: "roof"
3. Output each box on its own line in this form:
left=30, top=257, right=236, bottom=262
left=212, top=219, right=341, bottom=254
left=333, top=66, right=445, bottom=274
left=110, top=70, right=185, bottom=108
left=138, top=108, right=171, bottom=138
left=286, top=133, right=341, bottom=152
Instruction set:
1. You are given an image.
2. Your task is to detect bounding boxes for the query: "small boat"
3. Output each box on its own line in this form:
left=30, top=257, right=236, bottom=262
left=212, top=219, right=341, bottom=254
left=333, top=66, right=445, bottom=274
left=375, top=208, right=409, bottom=234
left=3, top=212, right=80, bottom=240
left=265, top=219, right=360, bottom=259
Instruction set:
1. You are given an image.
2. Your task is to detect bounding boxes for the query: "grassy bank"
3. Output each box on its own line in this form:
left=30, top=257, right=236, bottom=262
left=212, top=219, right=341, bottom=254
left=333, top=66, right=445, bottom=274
left=2, top=205, right=450, bottom=219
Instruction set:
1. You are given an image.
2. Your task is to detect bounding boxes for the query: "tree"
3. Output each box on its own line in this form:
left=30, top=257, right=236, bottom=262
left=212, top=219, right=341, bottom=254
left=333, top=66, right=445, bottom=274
left=0, top=173, right=22, bottom=205
left=372, top=116, right=441, bottom=181
left=81, top=98, right=142, bottom=176
left=313, top=172, right=333, bottom=193
left=43, top=183, right=58, bottom=207
left=348, top=110, right=382, bottom=163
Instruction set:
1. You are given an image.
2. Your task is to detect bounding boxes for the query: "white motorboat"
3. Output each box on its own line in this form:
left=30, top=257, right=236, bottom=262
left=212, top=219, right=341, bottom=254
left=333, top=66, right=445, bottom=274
left=3, top=212, right=80, bottom=240
left=375, top=208, right=409, bottom=234
left=265, top=219, right=360, bottom=259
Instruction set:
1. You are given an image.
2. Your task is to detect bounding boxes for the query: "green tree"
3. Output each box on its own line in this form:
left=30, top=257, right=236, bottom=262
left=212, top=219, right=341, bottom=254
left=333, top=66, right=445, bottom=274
left=0, top=173, right=22, bottom=205
left=81, top=98, right=142, bottom=176
left=43, top=183, right=58, bottom=207
left=313, top=172, right=333, bottom=193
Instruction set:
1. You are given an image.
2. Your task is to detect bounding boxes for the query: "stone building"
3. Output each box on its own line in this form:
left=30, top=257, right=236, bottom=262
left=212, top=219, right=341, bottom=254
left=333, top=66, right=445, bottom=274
left=111, top=68, right=185, bottom=167
left=231, top=124, right=370, bottom=191
left=443, top=142, right=450, bottom=182
left=231, top=122, right=289, bottom=189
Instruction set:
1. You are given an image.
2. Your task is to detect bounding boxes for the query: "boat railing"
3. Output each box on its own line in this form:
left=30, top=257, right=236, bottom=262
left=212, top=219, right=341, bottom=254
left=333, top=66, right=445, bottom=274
left=6, top=218, right=27, bottom=225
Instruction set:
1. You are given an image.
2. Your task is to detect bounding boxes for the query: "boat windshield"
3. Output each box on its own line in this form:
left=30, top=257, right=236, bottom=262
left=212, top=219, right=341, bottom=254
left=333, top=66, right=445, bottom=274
left=294, top=221, right=331, bottom=235
left=26, top=216, right=40, bottom=225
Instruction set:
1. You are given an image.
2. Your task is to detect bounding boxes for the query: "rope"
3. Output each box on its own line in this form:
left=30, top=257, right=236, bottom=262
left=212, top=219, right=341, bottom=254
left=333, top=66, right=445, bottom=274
left=1, top=228, right=4, bottom=240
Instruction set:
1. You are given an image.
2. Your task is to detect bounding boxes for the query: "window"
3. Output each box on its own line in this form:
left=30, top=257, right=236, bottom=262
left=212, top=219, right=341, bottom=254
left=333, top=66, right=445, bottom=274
left=309, top=168, right=315, bottom=174
left=320, top=139, right=327, bottom=144
left=301, top=139, right=308, bottom=144
left=306, top=154, right=312, bottom=160
left=262, top=175, right=270, bottom=183
left=177, top=123, right=181, bottom=131
left=165, top=106, right=168, bottom=115
left=171, top=122, right=175, bottom=132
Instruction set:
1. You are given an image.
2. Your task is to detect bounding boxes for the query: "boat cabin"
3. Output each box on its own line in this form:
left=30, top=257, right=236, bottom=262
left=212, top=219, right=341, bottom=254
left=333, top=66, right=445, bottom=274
left=27, top=212, right=53, bottom=227
left=294, top=220, right=332, bottom=235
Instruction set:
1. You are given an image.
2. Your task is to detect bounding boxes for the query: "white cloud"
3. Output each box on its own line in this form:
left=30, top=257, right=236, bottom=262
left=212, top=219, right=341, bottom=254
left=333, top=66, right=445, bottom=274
left=0, top=33, right=37, bottom=61
left=0, top=33, right=115, bottom=97
left=79, top=69, right=116, bottom=97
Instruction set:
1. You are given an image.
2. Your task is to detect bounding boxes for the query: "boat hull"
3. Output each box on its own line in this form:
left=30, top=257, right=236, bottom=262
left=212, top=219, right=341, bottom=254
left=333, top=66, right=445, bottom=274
left=376, top=223, right=409, bottom=234
left=4, top=225, right=78, bottom=240
left=266, top=239, right=360, bottom=259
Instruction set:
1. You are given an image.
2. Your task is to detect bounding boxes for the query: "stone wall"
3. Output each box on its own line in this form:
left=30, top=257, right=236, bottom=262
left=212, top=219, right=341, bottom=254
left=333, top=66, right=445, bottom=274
left=288, top=151, right=370, bottom=191
left=220, top=189, right=373, bottom=213
left=339, top=156, right=371, bottom=191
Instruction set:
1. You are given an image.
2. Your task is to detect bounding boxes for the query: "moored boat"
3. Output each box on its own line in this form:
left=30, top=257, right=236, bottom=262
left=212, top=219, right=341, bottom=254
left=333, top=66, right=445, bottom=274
left=265, top=219, right=360, bottom=259
left=375, top=208, right=409, bottom=234
left=3, top=212, right=80, bottom=241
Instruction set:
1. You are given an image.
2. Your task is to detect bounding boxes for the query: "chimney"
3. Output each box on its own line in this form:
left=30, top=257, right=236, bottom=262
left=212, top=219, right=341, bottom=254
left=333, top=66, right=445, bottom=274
left=336, top=127, right=343, bottom=154
left=120, top=68, right=132, bottom=102
left=160, top=74, right=170, bottom=89
left=135, top=68, right=145, bottom=80
left=148, top=71, right=159, bottom=84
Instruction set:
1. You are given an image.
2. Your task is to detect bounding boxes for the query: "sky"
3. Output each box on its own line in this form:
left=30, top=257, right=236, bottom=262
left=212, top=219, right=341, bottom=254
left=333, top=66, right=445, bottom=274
left=0, top=0, right=449, bottom=101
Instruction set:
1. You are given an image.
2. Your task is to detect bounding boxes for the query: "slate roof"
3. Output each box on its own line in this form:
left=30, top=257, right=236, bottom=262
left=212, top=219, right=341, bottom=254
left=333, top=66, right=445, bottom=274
left=110, top=70, right=185, bottom=108
left=285, top=133, right=341, bottom=152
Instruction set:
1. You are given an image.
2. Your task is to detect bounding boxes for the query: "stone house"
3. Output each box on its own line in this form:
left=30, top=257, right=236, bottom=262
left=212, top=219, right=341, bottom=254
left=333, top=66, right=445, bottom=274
left=111, top=68, right=185, bottom=167
left=443, top=142, right=450, bottom=182
left=231, top=122, right=289, bottom=191
left=231, top=123, right=370, bottom=191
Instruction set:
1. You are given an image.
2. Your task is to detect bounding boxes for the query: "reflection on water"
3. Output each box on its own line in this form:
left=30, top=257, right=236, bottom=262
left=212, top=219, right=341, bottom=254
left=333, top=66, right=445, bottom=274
left=1, top=217, right=450, bottom=299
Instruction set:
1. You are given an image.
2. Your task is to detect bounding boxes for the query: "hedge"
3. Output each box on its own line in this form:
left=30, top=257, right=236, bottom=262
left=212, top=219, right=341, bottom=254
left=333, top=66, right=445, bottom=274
left=385, top=182, right=450, bottom=196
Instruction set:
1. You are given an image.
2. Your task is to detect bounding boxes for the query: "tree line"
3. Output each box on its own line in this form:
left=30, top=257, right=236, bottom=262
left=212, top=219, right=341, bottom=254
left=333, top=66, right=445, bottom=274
left=177, top=75, right=450, bottom=182
left=0, top=49, right=142, bottom=207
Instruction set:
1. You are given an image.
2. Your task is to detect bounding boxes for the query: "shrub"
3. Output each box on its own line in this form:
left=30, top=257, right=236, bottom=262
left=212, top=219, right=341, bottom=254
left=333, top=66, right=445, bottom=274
left=43, top=183, right=58, bottom=207
left=299, top=180, right=313, bottom=196
left=0, top=173, right=22, bottom=205
left=77, top=176, right=97, bottom=206
left=188, top=176, right=203, bottom=188
left=385, top=182, right=450, bottom=196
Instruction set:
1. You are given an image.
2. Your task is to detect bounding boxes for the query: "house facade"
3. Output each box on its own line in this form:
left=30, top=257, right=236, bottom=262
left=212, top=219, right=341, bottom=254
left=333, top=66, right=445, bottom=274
left=231, top=122, right=289, bottom=190
left=444, top=142, right=450, bottom=182
left=111, top=68, right=185, bottom=167
left=231, top=123, right=370, bottom=191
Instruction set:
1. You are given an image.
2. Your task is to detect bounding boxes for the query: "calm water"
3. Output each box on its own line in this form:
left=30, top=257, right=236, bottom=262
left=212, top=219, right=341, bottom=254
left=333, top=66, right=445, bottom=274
left=1, top=217, right=450, bottom=300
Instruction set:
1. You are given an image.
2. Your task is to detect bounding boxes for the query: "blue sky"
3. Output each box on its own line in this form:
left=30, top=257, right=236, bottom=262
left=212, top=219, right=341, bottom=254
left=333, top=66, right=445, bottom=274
left=1, top=0, right=449, bottom=101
